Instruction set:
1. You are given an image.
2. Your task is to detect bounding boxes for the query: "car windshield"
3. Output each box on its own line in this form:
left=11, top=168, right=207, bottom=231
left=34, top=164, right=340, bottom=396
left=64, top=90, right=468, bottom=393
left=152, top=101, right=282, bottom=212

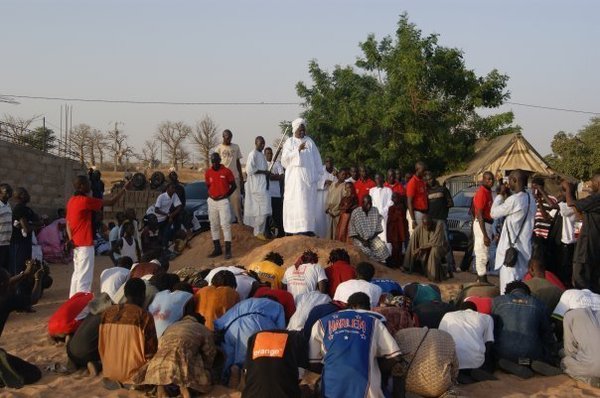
left=185, top=182, right=208, bottom=200
left=453, top=190, right=475, bottom=208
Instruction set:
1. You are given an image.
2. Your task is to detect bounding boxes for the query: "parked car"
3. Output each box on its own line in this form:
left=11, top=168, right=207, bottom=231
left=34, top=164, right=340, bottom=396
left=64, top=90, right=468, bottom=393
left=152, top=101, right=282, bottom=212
left=447, top=186, right=477, bottom=251
left=185, top=181, right=210, bottom=231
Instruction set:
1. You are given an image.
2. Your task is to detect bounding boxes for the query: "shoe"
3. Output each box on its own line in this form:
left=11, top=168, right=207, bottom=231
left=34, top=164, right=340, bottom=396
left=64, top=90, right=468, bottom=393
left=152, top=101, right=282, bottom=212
left=470, top=368, right=498, bottom=382
left=498, top=358, right=534, bottom=379
left=476, top=275, right=489, bottom=284
left=208, top=240, right=222, bottom=258
left=224, top=241, right=232, bottom=260
left=531, top=360, right=562, bottom=376
left=255, top=233, right=268, bottom=241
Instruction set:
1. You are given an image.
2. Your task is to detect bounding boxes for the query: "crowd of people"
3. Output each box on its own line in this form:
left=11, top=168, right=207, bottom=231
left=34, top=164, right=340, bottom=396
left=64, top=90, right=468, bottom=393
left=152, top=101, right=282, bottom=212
left=0, top=117, right=599, bottom=396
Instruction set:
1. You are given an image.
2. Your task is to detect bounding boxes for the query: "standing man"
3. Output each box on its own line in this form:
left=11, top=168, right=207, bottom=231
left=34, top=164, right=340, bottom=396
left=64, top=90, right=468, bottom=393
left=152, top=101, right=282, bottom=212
left=315, top=157, right=336, bottom=238
left=244, top=136, right=272, bottom=240
left=563, top=174, right=600, bottom=292
left=369, top=173, right=393, bottom=248
left=265, top=147, right=284, bottom=238
left=0, top=184, right=13, bottom=272
left=325, top=169, right=347, bottom=240
left=281, top=118, right=323, bottom=235
left=354, top=166, right=376, bottom=205
left=491, top=170, right=536, bottom=295
left=406, top=161, right=429, bottom=235
left=384, top=168, right=406, bottom=196
left=472, top=172, right=495, bottom=283
left=205, top=152, right=237, bottom=259
left=66, top=175, right=128, bottom=297
left=153, top=183, right=183, bottom=252
left=214, top=129, right=244, bottom=223
left=425, top=172, right=455, bottom=271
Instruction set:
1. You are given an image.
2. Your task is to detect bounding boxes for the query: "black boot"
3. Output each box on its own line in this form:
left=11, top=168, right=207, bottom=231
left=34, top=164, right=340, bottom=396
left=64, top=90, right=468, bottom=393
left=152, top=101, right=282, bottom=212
left=208, top=240, right=222, bottom=258
left=224, top=241, right=232, bottom=259
left=476, top=274, right=489, bottom=284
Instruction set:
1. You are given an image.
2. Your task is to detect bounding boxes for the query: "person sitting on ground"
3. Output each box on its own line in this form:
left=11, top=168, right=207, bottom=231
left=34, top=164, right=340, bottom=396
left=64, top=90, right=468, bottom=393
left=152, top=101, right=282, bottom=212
left=0, top=266, right=43, bottom=388
left=252, top=285, right=296, bottom=322
left=99, top=278, right=158, bottom=387
left=242, top=329, right=308, bottom=398
left=492, top=280, right=560, bottom=379
left=109, top=212, right=126, bottom=265
left=372, top=293, right=415, bottom=336
left=205, top=265, right=259, bottom=300
left=286, top=290, right=332, bottom=331
left=195, top=270, right=240, bottom=331
left=412, top=297, right=455, bottom=329
left=48, top=291, right=94, bottom=341
left=403, top=213, right=452, bottom=282
left=129, top=254, right=165, bottom=279
left=148, top=282, right=194, bottom=338
left=561, top=308, right=600, bottom=388
left=439, top=301, right=496, bottom=384
left=113, top=221, right=141, bottom=264
left=112, top=272, right=178, bottom=309
left=524, top=255, right=563, bottom=316
left=281, top=250, right=328, bottom=299
left=301, top=300, right=347, bottom=342
left=309, top=292, right=403, bottom=398
left=333, top=262, right=383, bottom=309
left=246, top=251, right=285, bottom=289
left=522, top=256, right=566, bottom=291
left=370, top=278, right=403, bottom=295
left=348, top=194, right=392, bottom=264
left=214, top=297, right=285, bottom=389
left=140, top=213, right=161, bottom=257
left=100, top=256, right=133, bottom=303
left=453, top=281, right=500, bottom=310
left=403, top=282, right=442, bottom=308
left=134, top=301, right=217, bottom=398
left=324, top=248, right=356, bottom=297
left=551, top=288, right=600, bottom=340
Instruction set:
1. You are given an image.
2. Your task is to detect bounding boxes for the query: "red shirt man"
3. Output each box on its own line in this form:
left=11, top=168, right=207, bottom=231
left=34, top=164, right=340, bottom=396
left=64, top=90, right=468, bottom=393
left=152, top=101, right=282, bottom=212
left=254, top=287, right=296, bottom=321
left=205, top=165, right=235, bottom=199
left=355, top=179, right=376, bottom=204
left=473, top=185, right=493, bottom=222
left=384, top=181, right=406, bottom=197
left=406, top=175, right=428, bottom=212
left=67, top=196, right=103, bottom=247
left=325, top=260, right=356, bottom=297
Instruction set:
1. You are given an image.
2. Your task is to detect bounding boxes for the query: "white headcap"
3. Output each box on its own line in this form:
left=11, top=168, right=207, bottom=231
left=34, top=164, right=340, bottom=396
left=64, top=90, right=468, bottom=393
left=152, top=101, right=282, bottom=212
left=292, top=118, right=307, bottom=134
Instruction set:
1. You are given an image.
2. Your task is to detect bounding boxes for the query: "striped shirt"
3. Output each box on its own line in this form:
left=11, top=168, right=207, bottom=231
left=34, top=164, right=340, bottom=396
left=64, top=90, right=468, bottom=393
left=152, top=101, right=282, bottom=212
left=0, top=201, right=12, bottom=246
left=534, top=195, right=557, bottom=239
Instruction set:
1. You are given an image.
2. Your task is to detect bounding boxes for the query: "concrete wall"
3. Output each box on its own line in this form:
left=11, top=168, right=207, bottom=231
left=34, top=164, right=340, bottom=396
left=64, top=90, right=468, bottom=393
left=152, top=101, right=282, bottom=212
left=0, top=140, right=87, bottom=216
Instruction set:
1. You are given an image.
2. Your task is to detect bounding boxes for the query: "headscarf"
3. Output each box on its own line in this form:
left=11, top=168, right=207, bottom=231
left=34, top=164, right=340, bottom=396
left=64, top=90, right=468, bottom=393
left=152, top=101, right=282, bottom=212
left=292, top=118, right=307, bottom=134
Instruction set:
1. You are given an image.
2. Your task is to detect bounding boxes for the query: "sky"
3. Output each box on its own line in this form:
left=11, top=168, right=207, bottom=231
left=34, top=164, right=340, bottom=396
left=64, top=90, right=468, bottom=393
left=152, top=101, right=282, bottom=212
left=2, top=0, right=599, bottom=164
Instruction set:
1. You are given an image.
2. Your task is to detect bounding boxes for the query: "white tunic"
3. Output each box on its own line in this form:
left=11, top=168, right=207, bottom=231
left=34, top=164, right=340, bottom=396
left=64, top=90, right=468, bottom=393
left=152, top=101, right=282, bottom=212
left=315, top=166, right=336, bottom=238
left=369, top=186, right=393, bottom=244
left=491, top=191, right=536, bottom=294
left=281, top=136, right=323, bottom=234
left=243, top=149, right=272, bottom=227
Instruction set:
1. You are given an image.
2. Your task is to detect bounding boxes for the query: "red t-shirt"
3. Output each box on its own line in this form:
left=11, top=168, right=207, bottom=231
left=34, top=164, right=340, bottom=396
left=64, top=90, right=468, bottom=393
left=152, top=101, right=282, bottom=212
left=254, top=287, right=296, bottom=321
left=464, top=296, right=493, bottom=315
left=406, top=175, right=428, bottom=211
left=473, top=185, right=493, bottom=221
left=66, top=195, right=103, bottom=247
left=354, top=179, right=376, bottom=204
left=384, top=181, right=406, bottom=196
left=205, top=165, right=235, bottom=199
left=325, top=260, right=357, bottom=297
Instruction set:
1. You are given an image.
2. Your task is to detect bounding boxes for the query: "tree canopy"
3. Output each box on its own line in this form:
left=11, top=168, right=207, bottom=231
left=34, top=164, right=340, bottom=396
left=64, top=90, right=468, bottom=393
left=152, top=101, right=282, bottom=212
left=296, top=13, right=519, bottom=174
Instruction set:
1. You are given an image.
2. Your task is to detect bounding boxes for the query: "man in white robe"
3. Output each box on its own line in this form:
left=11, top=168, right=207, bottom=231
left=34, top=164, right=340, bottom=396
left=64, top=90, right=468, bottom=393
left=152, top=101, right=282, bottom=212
left=281, top=118, right=323, bottom=235
left=491, top=170, right=536, bottom=295
left=315, top=157, right=336, bottom=238
left=243, top=136, right=272, bottom=239
left=369, top=173, right=393, bottom=250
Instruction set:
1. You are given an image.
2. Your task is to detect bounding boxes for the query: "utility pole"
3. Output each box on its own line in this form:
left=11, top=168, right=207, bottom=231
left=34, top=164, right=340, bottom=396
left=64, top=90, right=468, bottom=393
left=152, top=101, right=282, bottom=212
left=42, top=117, right=47, bottom=152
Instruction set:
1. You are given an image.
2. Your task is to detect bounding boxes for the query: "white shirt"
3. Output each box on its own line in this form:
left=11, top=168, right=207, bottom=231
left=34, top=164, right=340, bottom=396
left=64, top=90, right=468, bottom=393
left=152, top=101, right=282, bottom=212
left=268, top=160, right=284, bottom=198
left=553, top=289, right=600, bottom=319
left=205, top=266, right=255, bottom=300
left=282, top=262, right=328, bottom=299
left=154, top=192, right=182, bottom=223
left=100, top=267, right=130, bottom=303
left=287, top=291, right=331, bottom=331
left=333, top=279, right=383, bottom=309
left=0, top=200, right=12, bottom=246
left=148, top=290, right=194, bottom=337
left=558, top=202, right=578, bottom=244
left=439, top=309, right=494, bottom=369
left=369, top=186, right=393, bottom=243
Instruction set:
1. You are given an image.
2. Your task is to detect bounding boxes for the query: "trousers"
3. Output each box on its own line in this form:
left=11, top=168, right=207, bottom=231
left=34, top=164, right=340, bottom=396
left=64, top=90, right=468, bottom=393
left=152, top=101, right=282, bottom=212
left=474, top=222, right=493, bottom=276
left=208, top=198, right=232, bottom=241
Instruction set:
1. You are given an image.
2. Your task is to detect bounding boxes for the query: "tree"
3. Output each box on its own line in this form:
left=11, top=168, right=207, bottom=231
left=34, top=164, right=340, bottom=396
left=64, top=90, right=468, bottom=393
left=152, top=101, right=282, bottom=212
left=1, top=114, right=40, bottom=146
left=296, top=13, right=518, bottom=174
left=70, top=124, right=92, bottom=165
left=89, top=130, right=107, bottom=167
left=106, top=123, right=134, bottom=171
left=191, top=115, right=219, bottom=169
left=28, top=127, right=57, bottom=152
left=141, top=140, right=160, bottom=168
left=154, top=121, right=192, bottom=170
left=545, top=117, right=600, bottom=180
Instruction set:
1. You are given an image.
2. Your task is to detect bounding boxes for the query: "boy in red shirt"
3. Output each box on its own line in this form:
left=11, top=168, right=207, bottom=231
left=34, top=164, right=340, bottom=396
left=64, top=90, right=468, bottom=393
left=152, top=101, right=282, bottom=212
left=66, top=175, right=128, bottom=297
left=205, top=152, right=237, bottom=259
left=406, top=161, right=428, bottom=234
left=354, top=166, right=376, bottom=204
left=472, top=172, right=495, bottom=283
left=324, top=248, right=356, bottom=297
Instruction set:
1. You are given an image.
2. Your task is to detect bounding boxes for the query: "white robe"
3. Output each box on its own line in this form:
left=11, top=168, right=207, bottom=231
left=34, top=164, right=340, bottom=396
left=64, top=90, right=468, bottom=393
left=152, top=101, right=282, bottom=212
left=281, top=136, right=323, bottom=234
left=315, top=166, right=336, bottom=238
left=369, top=186, right=393, bottom=245
left=491, top=190, right=536, bottom=295
left=243, top=149, right=272, bottom=227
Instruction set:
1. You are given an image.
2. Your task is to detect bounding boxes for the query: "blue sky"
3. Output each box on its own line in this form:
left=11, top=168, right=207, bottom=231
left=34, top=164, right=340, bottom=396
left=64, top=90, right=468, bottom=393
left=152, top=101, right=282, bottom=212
left=2, top=0, right=598, bottom=163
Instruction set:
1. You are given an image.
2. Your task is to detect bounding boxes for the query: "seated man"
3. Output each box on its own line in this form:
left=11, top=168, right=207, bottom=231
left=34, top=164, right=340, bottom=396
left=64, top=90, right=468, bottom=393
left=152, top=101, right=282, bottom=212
left=403, top=282, right=442, bottom=307
left=403, top=214, right=451, bottom=282
left=309, top=292, right=403, bottom=398
left=492, top=281, right=560, bottom=379
left=301, top=300, right=346, bottom=342
left=252, top=286, right=296, bottom=322
left=246, top=251, right=285, bottom=289
left=148, top=283, right=194, bottom=337
left=552, top=288, right=600, bottom=341
left=242, top=330, right=307, bottom=398
left=453, top=281, right=500, bottom=307
left=439, top=301, right=496, bottom=384
left=324, top=248, right=356, bottom=297
left=129, top=257, right=163, bottom=279
left=412, top=299, right=455, bottom=329
left=214, top=297, right=285, bottom=388
left=561, top=308, right=600, bottom=387
left=100, top=256, right=132, bottom=303
left=333, top=262, right=383, bottom=309
left=371, top=278, right=403, bottom=296
left=205, top=265, right=258, bottom=300
left=286, top=290, right=331, bottom=331
left=524, top=256, right=563, bottom=316
left=195, top=270, right=240, bottom=330
left=99, top=278, right=158, bottom=387
left=48, top=291, right=94, bottom=341
left=348, top=195, right=391, bottom=264
left=281, top=250, right=328, bottom=299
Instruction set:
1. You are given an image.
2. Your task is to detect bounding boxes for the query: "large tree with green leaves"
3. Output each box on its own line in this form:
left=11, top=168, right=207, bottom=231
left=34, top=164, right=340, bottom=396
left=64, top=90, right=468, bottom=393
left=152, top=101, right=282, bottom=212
left=545, top=117, right=600, bottom=180
left=296, top=13, right=519, bottom=174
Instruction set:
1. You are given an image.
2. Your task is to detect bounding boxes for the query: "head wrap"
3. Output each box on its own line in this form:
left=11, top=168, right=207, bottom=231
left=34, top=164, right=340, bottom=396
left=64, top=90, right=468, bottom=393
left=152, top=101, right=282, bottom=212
left=292, top=118, right=307, bottom=134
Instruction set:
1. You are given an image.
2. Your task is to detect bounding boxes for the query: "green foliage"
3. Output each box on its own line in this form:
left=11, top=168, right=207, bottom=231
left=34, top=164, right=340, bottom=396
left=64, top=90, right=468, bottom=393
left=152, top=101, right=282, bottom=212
left=545, top=117, right=600, bottom=180
left=27, top=127, right=57, bottom=152
left=296, top=13, right=518, bottom=174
